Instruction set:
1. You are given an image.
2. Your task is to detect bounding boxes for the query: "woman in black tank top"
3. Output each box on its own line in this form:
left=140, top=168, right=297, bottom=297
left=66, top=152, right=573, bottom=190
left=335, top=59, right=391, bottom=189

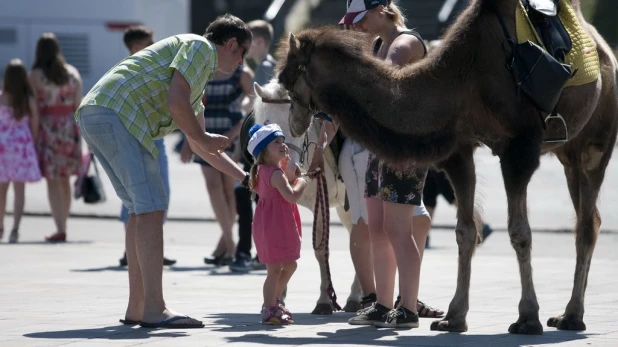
left=340, top=0, right=444, bottom=328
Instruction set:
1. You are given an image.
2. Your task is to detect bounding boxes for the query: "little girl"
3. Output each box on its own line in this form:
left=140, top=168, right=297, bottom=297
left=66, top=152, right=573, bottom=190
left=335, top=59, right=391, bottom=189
left=247, top=123, right=308, bottom=325
left=0, top=59, right=42, bottom=243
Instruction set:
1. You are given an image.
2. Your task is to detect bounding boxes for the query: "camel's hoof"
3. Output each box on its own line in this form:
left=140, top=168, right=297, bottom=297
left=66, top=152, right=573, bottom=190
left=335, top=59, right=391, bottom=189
left=343, top=300, right=362, bottom=313
left=311, top=303, right=334, bottom=315
left=430, top=319, right=468, bottom=332
left=508, top=318, right=544, bottom=335
left=547, top=315, right=586, bottom=331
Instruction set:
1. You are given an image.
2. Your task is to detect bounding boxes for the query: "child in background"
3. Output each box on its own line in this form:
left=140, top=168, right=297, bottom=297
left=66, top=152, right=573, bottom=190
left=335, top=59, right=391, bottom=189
left=247, top=123, right=307, bottom=325
left=0, top=59, right=42, bottom=243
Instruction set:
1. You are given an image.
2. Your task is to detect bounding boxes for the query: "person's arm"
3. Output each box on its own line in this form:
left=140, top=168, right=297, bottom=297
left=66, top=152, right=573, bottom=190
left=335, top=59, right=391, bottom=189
left=69, top=65, right=83, bottom=109
left=385, top=34, right=425, bottom=67
left=28, top=96, right=39, bottom=141
left=168, top=70, right=230, bottom=156
left=239, top=67, right=256, bottom=117
left=307, top=120, right=339, bottom=175
left=27, top=70, right=39, bottom=101
left=270, top=169, right=307, bottom=204
left=319, top=119, right=338, bottom=148
left=186, top=112, right=246, bottom=181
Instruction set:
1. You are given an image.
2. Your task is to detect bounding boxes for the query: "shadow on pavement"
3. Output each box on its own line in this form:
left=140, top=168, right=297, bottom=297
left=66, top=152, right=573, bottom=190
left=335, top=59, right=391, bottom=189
left=224, top=330, right=591, bottom=346
left=23, top=325, right=187, bottom=340
left=207, top=312, right=353, bottom=331
left=71, top=266, right=127, bottom=272
left=207, top=312, right=592, bottom=346
left=68, top=265, right=267, bottom=274
left=0, top=240, right=93, bottom=246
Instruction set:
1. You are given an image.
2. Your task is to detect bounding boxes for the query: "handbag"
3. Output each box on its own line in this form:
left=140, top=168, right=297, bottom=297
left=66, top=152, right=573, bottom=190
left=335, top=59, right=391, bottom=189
left=74, top=151, right=106, bottom=204
left=510, top=40, right=573, bottom=114
left=488, top=0, right=574, bottom=114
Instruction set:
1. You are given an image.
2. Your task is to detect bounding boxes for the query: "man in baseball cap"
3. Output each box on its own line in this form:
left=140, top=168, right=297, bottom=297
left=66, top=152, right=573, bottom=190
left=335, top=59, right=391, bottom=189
left=339, top=0, right=388, bottom=25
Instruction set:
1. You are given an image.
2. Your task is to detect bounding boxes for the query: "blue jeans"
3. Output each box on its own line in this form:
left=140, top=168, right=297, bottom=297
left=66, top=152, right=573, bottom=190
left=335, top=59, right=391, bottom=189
left=119, top=138, right=170, bottom=223
left=76, top=106, right=168, bottom=216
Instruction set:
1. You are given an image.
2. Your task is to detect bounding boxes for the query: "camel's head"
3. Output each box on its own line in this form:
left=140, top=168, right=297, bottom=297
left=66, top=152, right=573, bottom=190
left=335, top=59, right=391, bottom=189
left=277, top=32, right=318, bottom=138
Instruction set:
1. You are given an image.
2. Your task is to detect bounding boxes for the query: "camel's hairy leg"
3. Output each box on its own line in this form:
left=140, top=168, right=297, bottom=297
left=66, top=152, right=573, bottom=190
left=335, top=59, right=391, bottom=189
left=501, top=131, right=543, bottom=335
left=312, top=204, right=334, bottom=315
left=430, top=145, right=477, bottom=333
left=549, top=138, right=615, bottom=330
left=336, top=205, right=364, bottom=312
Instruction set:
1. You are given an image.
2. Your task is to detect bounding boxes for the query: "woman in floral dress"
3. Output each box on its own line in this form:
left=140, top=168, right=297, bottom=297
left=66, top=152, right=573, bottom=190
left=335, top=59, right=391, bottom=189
left=29, top=33, right=83, bottom=242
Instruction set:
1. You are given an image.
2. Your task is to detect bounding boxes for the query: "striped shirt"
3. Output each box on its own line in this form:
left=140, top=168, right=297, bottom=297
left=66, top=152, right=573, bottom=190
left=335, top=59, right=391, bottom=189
left=76, top=34, right=218, bottom=157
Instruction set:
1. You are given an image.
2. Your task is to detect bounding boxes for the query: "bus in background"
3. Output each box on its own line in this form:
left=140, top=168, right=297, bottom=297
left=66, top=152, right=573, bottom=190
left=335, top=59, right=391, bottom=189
left=0, top=0, right=190, bottom=91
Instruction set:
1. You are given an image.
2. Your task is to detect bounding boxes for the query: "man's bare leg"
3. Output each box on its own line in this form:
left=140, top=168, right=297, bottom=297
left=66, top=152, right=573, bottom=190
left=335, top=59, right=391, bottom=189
left=136, top=210, right=202, bottom=326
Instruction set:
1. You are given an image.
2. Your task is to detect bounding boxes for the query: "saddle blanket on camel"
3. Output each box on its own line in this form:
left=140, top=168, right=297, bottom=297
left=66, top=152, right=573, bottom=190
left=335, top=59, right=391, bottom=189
left=515, top=0, right=600, bottom=87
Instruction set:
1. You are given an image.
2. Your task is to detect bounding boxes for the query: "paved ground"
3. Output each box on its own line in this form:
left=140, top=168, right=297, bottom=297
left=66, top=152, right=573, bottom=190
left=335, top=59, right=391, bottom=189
left=2, top=133, right=618, bottom=346
left=1, top=216, right=618, bottom=347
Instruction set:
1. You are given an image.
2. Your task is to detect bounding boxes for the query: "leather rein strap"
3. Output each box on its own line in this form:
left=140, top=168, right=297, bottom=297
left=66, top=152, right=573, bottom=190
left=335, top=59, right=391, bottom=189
left=313, top=170, right=341, bottom=311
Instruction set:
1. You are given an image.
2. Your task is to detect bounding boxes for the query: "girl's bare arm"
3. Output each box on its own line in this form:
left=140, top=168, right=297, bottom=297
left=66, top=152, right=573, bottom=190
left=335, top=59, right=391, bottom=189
left=270, top=170, right=307, bottom=203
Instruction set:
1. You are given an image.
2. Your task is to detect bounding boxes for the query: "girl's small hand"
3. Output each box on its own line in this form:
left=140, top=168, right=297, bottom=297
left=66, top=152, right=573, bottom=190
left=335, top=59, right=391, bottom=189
left=294, top=164, right=302, bottom=179
left=283, top=159, right=300, bottom=183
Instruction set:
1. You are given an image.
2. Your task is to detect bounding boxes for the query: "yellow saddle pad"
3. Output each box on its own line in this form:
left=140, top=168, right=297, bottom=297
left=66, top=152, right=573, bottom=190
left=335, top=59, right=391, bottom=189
left=515, top=0, right=600, bottom=87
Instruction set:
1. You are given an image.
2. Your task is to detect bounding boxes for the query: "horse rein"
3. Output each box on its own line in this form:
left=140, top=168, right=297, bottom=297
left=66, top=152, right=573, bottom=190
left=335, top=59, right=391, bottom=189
left=296, top=49, right=341, bottom=306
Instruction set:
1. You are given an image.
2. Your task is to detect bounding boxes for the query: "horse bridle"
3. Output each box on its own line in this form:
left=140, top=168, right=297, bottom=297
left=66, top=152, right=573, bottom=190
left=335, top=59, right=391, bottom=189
left=259, top=96, right=311, bottom=165
left=256, top=48, right=329, bottom=165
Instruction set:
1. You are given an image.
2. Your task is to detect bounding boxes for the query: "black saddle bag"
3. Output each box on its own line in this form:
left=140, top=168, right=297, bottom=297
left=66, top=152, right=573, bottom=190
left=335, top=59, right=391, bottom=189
left=509, top=40, right=573, bottom=114
left=522, top=0, right=572, bottom=60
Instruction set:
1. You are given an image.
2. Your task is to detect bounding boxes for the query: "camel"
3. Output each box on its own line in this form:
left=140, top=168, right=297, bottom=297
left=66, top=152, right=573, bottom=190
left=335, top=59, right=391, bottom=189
left=275, top=0, right=618, bottom=335
left=248, top=79, right=365, bottom=314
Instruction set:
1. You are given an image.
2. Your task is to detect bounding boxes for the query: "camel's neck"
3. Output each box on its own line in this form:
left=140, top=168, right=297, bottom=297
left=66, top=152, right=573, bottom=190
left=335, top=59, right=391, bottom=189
left=311, top=50, right=465, bottom=136
left=304, top=39, right=478, bottom=163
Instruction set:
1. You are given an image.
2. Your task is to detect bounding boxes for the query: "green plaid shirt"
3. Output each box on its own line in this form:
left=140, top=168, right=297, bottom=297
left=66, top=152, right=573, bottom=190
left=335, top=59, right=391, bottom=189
left=77, top=34, right=218, bottom=156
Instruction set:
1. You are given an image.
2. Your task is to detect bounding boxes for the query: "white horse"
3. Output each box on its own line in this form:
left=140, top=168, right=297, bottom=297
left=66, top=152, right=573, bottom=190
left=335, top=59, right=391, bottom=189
left=252, top=80, right=362, bottom=314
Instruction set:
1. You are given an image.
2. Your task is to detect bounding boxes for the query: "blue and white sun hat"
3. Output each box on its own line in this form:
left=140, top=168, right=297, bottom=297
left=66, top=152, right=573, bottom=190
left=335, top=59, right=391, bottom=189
left=247, top=123, right=286, bottom=158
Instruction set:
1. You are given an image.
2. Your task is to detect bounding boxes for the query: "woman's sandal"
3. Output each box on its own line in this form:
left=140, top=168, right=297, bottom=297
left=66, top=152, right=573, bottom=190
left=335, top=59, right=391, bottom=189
left=45, top=231, right=66, bottom=243
left=417, top=299, right=445, bottom=318
left=394, top=296, right=445, bottom=318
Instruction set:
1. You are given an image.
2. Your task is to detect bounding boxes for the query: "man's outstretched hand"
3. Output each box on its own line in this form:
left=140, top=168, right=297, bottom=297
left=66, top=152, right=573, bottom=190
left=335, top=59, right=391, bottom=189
left=201, top=133, right=230, bottom=154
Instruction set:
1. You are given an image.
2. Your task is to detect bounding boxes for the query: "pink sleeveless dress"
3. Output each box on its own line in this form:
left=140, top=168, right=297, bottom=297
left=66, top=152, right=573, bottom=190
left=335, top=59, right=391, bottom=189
left=252, top=165, right=302, bottom=264
left=0, top=105, right=42, bottom=182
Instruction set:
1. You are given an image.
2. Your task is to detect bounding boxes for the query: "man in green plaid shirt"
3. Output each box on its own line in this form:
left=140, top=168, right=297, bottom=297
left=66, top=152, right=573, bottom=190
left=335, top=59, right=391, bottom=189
left=75, top=14, right=252, bottom=329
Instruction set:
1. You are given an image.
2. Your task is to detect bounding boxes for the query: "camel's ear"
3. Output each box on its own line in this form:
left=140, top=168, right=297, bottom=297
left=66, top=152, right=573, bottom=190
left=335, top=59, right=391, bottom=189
left=289, top=33, right=300, bottom=53
left=254, top=82, right=267, bottom=99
